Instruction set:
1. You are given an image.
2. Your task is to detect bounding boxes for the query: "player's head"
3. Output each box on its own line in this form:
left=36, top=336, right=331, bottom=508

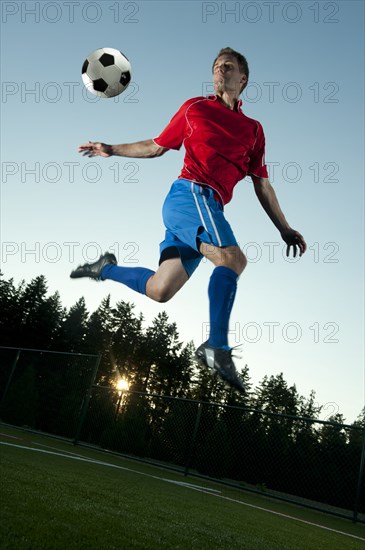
left=212, top=47, right=249, bottom=94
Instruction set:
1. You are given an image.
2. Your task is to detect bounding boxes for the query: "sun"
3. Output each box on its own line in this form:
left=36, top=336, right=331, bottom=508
left=116, top=378, right=129, bottom=392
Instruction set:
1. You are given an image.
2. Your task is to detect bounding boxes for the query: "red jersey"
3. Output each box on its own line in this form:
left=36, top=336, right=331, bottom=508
left=153, top=95, right=268, bottom=205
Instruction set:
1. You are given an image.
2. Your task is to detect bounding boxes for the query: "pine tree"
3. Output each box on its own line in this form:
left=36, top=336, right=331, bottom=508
left=55, top=297, right=89, bottom=352
left=15, top=276, right=64, bottom=349
left=84, top=295, right=114, bottom=384
left=0, top=274, right=22, bottom=346
left=144, top=311, right=185, bottom=395
left=110, top=300, right=144, bottom=389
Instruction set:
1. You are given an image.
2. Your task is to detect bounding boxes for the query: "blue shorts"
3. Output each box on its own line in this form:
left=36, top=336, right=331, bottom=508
left=159, top=178, right=238, bottom=277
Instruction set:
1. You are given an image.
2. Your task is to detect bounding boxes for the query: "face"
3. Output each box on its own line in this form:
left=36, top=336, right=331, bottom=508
left=213, top=54, right=247, bottom=95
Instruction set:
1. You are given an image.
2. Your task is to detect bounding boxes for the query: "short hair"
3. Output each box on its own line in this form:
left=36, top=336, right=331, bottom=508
left=212, top=47, right=249, bottom=92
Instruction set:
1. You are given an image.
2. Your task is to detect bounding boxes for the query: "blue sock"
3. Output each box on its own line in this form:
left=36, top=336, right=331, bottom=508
left=100, top=264, right=155, bottom=295
left=208, top=266, right=238, bottom=349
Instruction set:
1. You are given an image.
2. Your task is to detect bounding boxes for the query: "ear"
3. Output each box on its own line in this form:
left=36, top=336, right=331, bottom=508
left=240, top=73, right=248, bottom=87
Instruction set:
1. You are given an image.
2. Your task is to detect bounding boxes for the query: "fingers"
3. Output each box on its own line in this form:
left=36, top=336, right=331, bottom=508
left=286, top=243, right=306, bottom=258
left=284, top=230, right=307, bottom=258
left=286, top=244, right=297, bottom=258
left=78, top=142, right=94, bottom=149
left=78, top=141, right=98, bottom=157
left=299, top=237, right=307, bottom=256
left=295, top=234, right=307, bottom=257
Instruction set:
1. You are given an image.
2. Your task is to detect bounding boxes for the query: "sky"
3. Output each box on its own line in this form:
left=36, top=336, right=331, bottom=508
left=1, top=0, right=364, bottom=423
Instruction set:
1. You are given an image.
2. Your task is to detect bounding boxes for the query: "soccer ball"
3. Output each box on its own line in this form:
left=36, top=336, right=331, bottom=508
left=81, top=48, right=131, bottom=98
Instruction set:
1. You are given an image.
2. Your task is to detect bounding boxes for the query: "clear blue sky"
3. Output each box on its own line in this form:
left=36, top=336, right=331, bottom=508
left=1, top=0, right=364, bottom=422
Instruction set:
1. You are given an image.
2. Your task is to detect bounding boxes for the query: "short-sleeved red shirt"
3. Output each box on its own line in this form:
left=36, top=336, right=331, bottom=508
left=153, top=95, right=268, bottom=205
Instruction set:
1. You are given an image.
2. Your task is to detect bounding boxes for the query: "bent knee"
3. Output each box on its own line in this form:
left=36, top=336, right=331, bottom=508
left=147, top=282, right=175, bottom=303
left=222, top=247, right=247, bottom=275
left=154, top=289, right=173, bottom=303
left=236, top=251, right=247, bottom=274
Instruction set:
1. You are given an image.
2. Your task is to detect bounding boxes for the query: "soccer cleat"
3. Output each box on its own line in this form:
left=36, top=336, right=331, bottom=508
left=70, top=252, right=117, bottom=280
left=195, top=341, right=245, bottom=393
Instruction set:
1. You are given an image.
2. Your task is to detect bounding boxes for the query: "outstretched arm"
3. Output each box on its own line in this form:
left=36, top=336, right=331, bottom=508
left=78, top=139, right=168, bottom=159
left=252, top=176, right=307, bottom=258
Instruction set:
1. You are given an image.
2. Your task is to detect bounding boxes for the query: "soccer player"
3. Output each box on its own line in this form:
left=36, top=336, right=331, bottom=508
left=71, top=47, right=307, bottom=393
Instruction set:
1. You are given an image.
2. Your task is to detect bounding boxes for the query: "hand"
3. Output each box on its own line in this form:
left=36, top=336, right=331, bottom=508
left=281, top=229, right=307, bottom=258
left=78, top=141, right=113, bottom=158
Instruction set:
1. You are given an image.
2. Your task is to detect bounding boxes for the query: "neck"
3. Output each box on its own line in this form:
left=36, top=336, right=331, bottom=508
left=216, top=92, right=240, bottom=111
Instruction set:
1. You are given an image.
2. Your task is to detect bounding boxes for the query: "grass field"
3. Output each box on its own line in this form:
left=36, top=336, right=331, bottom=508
left=1, top=426, right=364, bottom=550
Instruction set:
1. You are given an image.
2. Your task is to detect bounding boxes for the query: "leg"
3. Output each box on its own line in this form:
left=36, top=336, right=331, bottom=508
left=199, top=243, right=247, bottom=274
left=101, top=256, right=188, bottom=303
left=146, top=257, right=189, bottom=303
left=199, top=243, right=247, bottom=348
left=195, top=243, right=247, bottom=393
left=71, top=251, right=188, bottom=303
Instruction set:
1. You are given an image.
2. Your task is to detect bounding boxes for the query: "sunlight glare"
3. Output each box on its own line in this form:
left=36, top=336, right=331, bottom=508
left=116, top=378, right=129, bottom=392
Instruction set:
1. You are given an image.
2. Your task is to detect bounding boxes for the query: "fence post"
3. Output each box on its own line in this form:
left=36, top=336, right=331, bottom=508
left=184, top=401, right=203, bottom=477
left=1, top=349, right=21, bottom=404
left=73, top=353, right=102, bottom=445
left=353, top=426, right=365, bottom=523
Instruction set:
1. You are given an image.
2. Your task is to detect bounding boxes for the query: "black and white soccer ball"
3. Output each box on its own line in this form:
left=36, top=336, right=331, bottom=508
left=81, top=48, right=131, bottom=98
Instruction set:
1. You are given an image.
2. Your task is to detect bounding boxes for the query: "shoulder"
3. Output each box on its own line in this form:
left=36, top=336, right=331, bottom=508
left=185, top=95, right=212, bottom=104
left=178, top=96, right=214, bottom=111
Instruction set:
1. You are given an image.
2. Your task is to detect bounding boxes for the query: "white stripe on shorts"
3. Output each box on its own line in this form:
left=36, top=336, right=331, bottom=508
left=201, top=193, right=222, bottom=247
left=190, top=182, right=222, bottom=247
left=191, top=181, right=208, bottom=232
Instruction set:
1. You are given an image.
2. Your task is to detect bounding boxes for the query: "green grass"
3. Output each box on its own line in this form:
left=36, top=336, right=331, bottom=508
left=0, top=427, right=364, bottom=550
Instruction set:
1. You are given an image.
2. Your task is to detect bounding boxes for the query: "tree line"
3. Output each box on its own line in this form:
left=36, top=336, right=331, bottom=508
left=0, top=272, right=363, bottom=425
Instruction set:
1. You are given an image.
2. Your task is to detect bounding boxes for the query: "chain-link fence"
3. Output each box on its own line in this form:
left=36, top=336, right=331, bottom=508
left=0, top=346, right=100, bottom=439
left=1, top=346, right=364, bottom=523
